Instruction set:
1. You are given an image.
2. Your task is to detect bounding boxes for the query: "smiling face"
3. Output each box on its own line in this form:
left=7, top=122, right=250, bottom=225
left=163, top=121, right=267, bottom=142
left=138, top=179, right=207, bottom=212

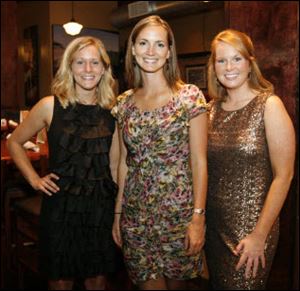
left=214, top=41, right=251, bottom=91
left=71, top=45, right=104, bottom=94
left=132, top=24, right=170, bottom=74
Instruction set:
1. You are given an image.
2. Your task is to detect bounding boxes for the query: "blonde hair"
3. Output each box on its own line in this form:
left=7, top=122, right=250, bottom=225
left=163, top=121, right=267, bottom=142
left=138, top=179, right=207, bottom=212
left=51, top=36, right=116, bottom=109
left=125, top=15, right=183, bottom=91
left=207, top=29, right=274, bottom=101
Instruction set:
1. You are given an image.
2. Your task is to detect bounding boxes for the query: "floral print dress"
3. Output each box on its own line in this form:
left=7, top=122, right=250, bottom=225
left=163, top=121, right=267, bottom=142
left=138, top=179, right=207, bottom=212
left=112, top=84, right=207, bottom=284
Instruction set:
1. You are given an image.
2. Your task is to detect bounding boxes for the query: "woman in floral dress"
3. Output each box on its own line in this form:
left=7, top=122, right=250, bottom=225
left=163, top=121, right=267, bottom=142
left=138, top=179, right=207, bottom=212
left=112, top=15, right=208, bottom=290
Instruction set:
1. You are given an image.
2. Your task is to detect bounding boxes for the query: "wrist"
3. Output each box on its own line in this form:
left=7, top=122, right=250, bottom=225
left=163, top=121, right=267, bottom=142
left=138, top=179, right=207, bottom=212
left=252, top=228, right=268, bottom=241
left=193, top=208, right=206, bottom=215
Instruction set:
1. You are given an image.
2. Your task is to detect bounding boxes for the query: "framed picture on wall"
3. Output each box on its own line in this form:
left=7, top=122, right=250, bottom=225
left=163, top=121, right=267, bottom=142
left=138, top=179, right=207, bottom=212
left=23, top=25, right=39, bottom=107
left=186, top=65, right=207, bottom=90
left=52, top=24, right=120, bottom=79
left=178, top=51, right=210, bottom=92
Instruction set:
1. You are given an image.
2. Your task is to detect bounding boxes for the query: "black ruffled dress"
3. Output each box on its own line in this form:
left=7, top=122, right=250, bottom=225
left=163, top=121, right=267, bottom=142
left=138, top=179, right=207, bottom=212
left=40, top=97, right=118, bottom=280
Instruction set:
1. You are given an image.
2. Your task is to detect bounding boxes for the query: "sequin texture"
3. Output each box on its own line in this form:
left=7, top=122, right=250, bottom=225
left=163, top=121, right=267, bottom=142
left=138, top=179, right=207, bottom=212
left=205, top=93, right=279, bottom=290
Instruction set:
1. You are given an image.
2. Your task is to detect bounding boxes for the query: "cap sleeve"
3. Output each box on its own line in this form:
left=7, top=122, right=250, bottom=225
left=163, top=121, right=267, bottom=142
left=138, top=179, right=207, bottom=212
left=111, top=89, right=133, bottom=124
left=180, top=84, right=207, bottom=120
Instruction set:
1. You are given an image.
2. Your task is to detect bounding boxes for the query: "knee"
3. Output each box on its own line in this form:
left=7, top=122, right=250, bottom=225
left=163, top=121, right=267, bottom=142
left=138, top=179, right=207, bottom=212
left=84, top=275, right=106, bottom=290
left=48, top=279, right=73, bottom=290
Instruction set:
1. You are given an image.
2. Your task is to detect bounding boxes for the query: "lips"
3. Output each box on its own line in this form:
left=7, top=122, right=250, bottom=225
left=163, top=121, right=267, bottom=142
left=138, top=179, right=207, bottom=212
left=143, top=58, right=158, bottom=64
left=224, top=73, right=239, bottom=80
left=81, top=75, right=95, bottom=80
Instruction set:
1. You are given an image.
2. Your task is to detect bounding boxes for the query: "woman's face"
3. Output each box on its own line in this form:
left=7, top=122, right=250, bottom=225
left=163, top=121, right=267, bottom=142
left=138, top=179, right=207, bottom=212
left=71, top=45, right=104, bottom=93
left=214, top=41, right=251, bottom=91
left=132, top=25, right=170, bottom=74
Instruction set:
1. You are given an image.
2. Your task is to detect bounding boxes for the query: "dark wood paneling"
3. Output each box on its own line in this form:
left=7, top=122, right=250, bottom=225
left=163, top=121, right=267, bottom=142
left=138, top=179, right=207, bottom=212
left=1, top=1, right=19, bottom=109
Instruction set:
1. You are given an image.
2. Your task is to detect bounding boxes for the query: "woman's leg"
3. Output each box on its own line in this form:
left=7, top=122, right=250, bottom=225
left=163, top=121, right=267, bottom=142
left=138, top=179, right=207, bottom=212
left=166, top=278, right=187, bottom=290
left=84, top=275, right=106, bottom=290
left=138, top=277, right=168, bottom=290
left=48, top=279, right=73, bottom=290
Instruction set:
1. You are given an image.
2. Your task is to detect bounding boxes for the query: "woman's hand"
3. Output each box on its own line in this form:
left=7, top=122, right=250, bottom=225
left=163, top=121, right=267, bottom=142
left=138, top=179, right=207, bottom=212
left=112, top=214, right=122, bottom=248
left=234, top=231, right=266, bottom=279
left=185, top=215, right=206, bottom=255
left=30, top=173, right=60, bottom=196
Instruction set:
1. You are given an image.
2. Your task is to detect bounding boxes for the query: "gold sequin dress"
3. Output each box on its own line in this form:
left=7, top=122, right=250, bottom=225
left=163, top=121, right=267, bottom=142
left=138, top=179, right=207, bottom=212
left=205, top=93, right=279, bottom=290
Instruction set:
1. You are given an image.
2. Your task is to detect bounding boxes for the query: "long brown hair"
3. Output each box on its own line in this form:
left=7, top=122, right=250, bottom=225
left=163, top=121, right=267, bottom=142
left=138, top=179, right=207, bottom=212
left=207, top=29, right=274, bottom=101
left=51, top=36, right=116, bottom=109
left=125, top=15, right=183, bottom=91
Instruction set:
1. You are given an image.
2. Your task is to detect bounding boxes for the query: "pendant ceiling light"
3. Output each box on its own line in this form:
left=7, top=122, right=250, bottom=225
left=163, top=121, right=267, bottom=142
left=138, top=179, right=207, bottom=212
left=63, top=1, right=83, bottom=36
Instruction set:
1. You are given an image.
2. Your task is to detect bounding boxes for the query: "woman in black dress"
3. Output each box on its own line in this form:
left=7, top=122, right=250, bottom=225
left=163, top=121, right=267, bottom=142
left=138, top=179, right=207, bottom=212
left=8, top=36, right=119, bottom=290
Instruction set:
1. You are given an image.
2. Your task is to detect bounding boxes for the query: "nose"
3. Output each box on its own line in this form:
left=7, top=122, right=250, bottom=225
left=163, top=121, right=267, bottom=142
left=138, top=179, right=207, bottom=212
left=226, top=61, right=233, bottom=71
left=146, top=45, right=155, bottom=55
left=84, top=62, right=92, bottom=72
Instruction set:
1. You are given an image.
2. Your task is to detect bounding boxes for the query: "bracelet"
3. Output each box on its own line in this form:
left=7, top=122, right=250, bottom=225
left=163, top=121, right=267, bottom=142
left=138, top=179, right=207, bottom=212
left=114, top=212, right=122, bottom=215
left=193, top=208, right=206, bottom=215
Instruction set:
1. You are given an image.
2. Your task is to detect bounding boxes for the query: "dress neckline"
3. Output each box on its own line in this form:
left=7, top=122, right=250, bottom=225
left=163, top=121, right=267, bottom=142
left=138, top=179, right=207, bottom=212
left=219, top=95, right=259, bottom=113
left=76, top=102, right=98, bottom=108
left=129, top=92, right=177, bottom=114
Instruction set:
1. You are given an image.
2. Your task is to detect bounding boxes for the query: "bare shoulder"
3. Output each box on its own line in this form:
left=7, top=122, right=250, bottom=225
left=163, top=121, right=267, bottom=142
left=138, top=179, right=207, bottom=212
left=264, top=95, right=288, bottom=117
left=29, top=96, right=55, bottom=126
left=265, top=95, right=285, bottom=108
left=32, top=96, right=54, bottom=112
left=38, top=95, right=54, bottom=109
left=264, top=94, right=294, bottom=132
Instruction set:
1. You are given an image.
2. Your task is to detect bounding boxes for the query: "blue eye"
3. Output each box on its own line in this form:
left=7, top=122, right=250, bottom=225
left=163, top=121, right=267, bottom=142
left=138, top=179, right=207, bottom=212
left=216, top=59, right=225, bottom=64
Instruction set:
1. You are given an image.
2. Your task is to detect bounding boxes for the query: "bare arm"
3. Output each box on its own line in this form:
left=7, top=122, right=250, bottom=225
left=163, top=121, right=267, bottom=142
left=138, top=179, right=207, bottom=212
left=112, top=124, right=128, bottom=247
left=254, top=96, right=295, bottom=237
left=109, top=123, right=120, bottom=183
left=185, top=112, right=208, bottom=255
left=235, top=95, right=295, bottom=278
left=7, top=96, right=60, bottom=196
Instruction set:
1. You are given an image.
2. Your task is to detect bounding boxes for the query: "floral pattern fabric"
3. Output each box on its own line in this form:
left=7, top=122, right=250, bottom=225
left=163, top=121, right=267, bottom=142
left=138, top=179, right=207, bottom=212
left=112, top=84, right=207, bottom=284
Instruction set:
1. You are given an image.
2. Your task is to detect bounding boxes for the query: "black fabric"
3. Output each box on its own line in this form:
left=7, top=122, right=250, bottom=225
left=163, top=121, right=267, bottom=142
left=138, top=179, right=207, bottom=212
left=40, top=97, right=118, bottom=280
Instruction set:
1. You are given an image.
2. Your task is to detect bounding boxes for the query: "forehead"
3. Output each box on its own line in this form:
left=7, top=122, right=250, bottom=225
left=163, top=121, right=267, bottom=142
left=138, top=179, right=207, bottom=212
left=73, top=44, right=100, bottom=58
left=137, top=24, right=168, bottom=40
left=215, top=41, right=241, bottom=56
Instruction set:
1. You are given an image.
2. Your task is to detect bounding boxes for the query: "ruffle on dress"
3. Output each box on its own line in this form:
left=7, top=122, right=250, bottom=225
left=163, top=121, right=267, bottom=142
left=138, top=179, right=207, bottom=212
left=40, top=103, right=118, bottom=280
left=52, top=104, right=116, bottom=196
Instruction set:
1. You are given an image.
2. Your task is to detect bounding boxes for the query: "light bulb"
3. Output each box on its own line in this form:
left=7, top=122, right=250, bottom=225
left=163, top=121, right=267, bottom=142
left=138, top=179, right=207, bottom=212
left=63, top=21, right=83, bottom=36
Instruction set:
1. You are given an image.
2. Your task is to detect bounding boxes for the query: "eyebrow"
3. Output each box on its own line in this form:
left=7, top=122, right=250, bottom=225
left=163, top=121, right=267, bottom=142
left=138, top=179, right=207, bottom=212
left=137, top=38, right=166, bottom=43
left=216, top=54, right=242, bottom=59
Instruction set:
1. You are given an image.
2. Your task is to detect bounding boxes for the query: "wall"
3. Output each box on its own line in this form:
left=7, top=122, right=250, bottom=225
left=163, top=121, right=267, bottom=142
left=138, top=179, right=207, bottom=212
left=118, top=8, right=225, bottom=53
left=1, top=2, right=18, bottom=109
left=15, top=1, right=118, bottom=108
left=17, top=2, right=50, bottom=108
left=169, top=9, right=225, bottom=54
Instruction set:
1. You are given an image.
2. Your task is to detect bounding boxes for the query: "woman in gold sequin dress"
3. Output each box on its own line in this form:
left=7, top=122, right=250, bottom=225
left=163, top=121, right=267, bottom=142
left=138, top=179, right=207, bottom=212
left=205, top=29, right=295, bottom=290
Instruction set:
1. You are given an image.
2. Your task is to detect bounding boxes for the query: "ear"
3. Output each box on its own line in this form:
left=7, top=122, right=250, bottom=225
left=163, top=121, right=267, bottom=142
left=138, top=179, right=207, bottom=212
left=132, top=45, right=136, bottom=56
left=167, top=47, right=171, bottom=59
left=100, top=66, right=105, bottom=76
